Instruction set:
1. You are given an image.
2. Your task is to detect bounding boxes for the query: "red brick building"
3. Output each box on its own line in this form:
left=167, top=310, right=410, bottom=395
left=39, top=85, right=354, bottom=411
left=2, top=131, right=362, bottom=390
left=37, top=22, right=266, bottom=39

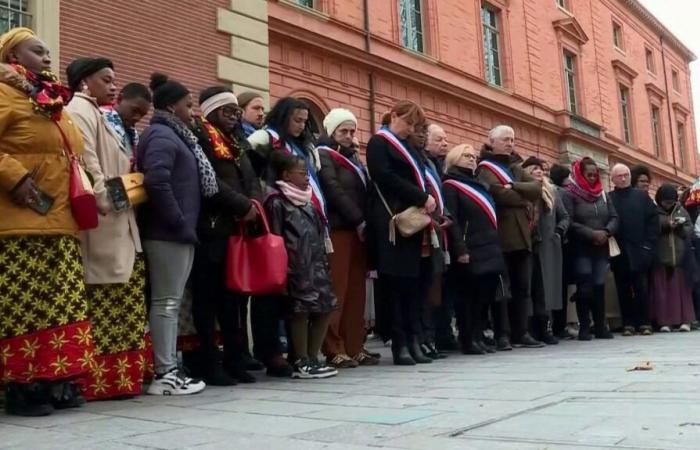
left=12, top=0, right=697, bottom=185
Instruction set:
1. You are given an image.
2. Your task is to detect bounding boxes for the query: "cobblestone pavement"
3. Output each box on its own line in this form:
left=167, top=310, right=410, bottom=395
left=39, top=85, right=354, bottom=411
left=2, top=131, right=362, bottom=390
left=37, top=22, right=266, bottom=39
left=4, top=332, right=700, bottom=449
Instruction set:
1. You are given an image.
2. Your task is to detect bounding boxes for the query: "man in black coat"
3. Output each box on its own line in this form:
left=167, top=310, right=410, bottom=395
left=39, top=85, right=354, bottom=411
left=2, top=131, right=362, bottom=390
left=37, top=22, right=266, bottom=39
left=608, top=163, right=659, bottom=336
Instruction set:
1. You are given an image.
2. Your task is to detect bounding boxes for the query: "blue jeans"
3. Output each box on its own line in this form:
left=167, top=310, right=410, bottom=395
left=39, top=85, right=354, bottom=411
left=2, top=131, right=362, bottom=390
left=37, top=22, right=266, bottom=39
left=573, top=255, right=609, bottom=286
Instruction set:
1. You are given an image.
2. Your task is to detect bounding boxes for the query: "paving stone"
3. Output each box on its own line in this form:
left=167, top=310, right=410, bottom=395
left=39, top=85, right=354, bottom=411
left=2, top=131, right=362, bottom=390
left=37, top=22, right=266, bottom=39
left=119, top=426, right=244, bottom=449
left=172, top=410, right=343, bottom=436
left=196, top=399, right=328, bottom=416
left=299, top=405, right=441, bottom=425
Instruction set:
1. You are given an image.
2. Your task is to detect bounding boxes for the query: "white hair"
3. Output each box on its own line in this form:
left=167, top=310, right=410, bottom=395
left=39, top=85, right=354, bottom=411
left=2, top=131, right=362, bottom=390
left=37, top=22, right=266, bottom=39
left=489, top=125, right=515, bottom=141
left=611, top=163, right=630, bottom=175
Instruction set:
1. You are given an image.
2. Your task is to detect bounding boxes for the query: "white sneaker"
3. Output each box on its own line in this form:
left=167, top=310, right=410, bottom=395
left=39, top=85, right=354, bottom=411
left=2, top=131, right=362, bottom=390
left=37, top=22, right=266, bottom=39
left=147, top=369, right=206, bottom=395
left=660, top=326, right=671, bottom=333
left=679, top=323, right=691, bottom=332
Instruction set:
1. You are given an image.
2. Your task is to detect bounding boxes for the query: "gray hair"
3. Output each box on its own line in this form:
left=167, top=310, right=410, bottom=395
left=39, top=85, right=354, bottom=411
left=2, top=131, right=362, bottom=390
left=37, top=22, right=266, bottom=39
left=611, top=163, right=630, bottom=176
left=488, top=125, right=515, bottom=140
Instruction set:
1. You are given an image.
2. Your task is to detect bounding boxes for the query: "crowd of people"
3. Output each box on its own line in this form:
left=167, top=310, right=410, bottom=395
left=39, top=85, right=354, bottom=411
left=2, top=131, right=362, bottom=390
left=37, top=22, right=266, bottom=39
left=2, top=27, right=700, bottom=418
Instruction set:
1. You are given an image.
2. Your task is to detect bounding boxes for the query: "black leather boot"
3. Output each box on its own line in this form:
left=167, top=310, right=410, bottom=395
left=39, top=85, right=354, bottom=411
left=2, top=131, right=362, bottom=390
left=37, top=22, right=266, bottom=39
left=5, top=383, right=54, bottom=417
left=408, top=337, right=433, bottom=364
left=50, top=382, right=86, bottom=409
left=592, top=285, right=614, bottom=339
left=391, top=343, right=415, bottom=366
left=576, top=291, right=592, bottom=341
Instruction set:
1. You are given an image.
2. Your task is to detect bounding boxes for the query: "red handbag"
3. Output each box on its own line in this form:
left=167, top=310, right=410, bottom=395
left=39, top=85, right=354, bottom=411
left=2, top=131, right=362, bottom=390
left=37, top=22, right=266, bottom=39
left=54, top=121, right=99, bottom=230
left=225, top=199, right=288, bottom=295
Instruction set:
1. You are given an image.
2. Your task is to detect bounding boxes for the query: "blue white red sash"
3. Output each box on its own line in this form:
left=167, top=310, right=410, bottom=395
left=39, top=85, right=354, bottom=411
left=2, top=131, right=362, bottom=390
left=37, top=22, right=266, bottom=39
left=268, top=128, right=328, bottom=223
left=376, top=128, right=426, bottom=192
left=424, top=166, right=444, bottom=215
left=317, top=145, right=367, bottom=187
left=443, top=179, right=498, bottom=229
left=478, top=160, right=514, bottom=185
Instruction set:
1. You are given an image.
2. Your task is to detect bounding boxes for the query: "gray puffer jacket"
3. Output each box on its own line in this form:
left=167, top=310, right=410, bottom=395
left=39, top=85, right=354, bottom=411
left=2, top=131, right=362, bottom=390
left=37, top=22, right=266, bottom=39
left=561, top=189, right=619, bottom=258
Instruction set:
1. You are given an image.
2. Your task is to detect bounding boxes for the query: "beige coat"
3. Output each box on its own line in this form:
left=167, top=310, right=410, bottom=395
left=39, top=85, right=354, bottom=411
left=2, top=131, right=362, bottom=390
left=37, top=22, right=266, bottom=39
left=66, top=93, right=141, bottom=284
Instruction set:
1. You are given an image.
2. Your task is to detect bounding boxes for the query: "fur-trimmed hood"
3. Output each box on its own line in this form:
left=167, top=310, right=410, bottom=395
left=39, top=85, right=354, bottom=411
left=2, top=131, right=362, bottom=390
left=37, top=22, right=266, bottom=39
left=0, top=63, right=31, bottom=94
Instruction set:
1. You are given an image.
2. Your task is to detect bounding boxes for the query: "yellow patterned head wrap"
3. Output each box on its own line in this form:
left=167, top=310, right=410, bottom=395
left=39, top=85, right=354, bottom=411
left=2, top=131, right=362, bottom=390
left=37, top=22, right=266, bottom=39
left=0, top=27, right=36, bottom=63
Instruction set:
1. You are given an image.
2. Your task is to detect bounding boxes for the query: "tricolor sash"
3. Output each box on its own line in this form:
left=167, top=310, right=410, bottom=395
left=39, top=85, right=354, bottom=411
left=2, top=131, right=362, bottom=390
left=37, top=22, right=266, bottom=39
left=443, top=179, right=498, bottom=229
left=317, top=145, right=367, bottom=187
left=424, top=165, right=444, bottom=215
left=376, top=128, right=426, bottom=192
left=268, top=128, right=328, bottom=223
left=478, top=160, right=515, bottom=185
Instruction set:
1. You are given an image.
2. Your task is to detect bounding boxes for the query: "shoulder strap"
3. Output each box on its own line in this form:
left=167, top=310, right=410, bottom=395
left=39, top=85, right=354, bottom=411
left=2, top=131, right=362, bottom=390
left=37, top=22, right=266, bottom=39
left=374, top=182, right=395, bottom=218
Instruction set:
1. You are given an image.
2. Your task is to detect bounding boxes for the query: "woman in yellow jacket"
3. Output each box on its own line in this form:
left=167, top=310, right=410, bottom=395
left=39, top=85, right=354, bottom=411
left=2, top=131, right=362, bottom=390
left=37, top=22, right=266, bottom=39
left=0, top=28, right=94, bottom=416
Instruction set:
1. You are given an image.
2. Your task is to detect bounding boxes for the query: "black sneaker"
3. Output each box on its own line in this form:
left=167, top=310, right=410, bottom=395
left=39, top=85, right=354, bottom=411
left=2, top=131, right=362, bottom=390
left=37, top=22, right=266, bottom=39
left=202, top=363, right=238, bottom=386
left=240, top=353, right=264, bottom=371
left=512, top=333, right=545, bottom=348
left=292, top=359, right=337, bottom=379
left=311, top=359, right=339, bottom=378
left=540, top=333, right=559, bottom=345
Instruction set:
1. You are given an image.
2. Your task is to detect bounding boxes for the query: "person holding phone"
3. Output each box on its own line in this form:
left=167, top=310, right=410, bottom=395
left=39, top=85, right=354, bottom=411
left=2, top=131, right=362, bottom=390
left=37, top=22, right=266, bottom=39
left=0, top=27, right=94, bottom=416
left=650, top=184, right=696, bottom=332
left=65, top=57, right=149, bottom=401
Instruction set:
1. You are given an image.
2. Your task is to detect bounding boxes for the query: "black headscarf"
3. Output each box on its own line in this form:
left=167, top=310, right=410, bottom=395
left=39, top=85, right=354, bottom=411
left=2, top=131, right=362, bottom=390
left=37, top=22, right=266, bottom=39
left=655, top=183, right=678, bottom=210
left=150, top=72, right=189, bottom=110
left=522, top=156, right=545, bottom=170
left=66, top=57, right=114, bottom=93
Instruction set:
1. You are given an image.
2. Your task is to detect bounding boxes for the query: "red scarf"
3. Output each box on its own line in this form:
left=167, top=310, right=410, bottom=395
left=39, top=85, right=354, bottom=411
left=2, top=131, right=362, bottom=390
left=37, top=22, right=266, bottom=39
left=567, top=158, right=603, bottom=202
left=11, top=64, right=72, bottom=121
left=201, top=117, right=240, bottom=162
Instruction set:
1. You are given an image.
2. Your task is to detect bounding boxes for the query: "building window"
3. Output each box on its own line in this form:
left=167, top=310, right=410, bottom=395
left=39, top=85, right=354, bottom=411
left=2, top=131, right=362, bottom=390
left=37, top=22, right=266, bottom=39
left=0, top=0, right=31, bottom=33
left=481, top=4, right=502, bottom=86
left=619, top=84, right=632, bottom=144
left=563, top=52, right=578, bottom=114
left=650, top=105, right=662, bottom=156
left=612, top=21, right=624, bottom=50
left=645, top=48, right=655, bottom=74
left=556, top=0, right=568, bottom=9
left=672, top=70, right=680, bottom=92
left=399, top=0, right=424, bottom=53
left=296, top=0, right=314, bottom=7
left=677, top=121, right=686, bottom=167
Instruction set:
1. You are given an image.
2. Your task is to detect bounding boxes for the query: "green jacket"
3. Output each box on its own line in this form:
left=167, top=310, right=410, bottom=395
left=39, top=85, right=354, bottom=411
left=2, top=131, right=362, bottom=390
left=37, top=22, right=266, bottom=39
left=656, top=203, right=692, bottom=267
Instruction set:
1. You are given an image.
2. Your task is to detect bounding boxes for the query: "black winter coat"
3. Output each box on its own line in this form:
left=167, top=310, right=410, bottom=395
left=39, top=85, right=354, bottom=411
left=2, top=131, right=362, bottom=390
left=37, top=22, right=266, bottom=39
left=366, top=132, right=432, bottom=278
left=608, top=186, right=659, bottom=273
left=443, top=167, right=505, bottom=277
left=191, top=117, right=262, bottom=241
left=317, top=141, right=368, bottom=230
left=265, top=191, right=337, bottom=314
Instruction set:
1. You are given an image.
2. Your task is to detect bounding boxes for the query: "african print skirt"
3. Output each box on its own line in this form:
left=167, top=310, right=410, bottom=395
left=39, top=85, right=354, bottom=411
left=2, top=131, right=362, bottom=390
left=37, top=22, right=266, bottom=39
left=81, top=256, right=153, bottom=400
left=0, top=236, right=94, bottom=385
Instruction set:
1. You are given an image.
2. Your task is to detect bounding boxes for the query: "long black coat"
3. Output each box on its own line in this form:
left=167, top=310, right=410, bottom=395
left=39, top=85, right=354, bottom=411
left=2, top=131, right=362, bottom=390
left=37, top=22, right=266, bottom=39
left=366, top=133, right=430, bottom=278
left=608, top=186, right=659, bottom=273
left=443, top=166, right=505, bottom=277
left=317, top=141, right=367, bottom=230
left=192, top=117, right=262, bottom=242
left=265, top=192, right=337, bottom=314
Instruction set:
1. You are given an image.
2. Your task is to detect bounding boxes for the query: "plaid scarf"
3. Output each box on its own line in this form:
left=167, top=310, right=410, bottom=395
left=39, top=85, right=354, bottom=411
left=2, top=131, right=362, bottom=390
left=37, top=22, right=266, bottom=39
left=151, top=110, right=219, bottom=198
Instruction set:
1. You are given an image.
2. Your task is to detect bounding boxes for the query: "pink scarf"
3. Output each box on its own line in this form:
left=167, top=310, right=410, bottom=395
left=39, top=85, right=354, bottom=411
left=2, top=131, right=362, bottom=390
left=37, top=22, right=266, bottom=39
left=276, top=180, right=312, bottom=206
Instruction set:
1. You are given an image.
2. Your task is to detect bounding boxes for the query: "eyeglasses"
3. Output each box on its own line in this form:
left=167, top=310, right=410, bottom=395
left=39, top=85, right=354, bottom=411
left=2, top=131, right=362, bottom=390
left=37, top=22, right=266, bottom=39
left=462, top=153, right=476, bottom=160
left=221, top=106, right=243, bottom=119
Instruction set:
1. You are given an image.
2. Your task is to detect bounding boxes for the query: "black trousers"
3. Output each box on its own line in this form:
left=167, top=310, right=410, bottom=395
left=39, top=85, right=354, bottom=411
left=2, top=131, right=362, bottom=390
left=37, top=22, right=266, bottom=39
left=454, top=272, right=499, bottom=346
left=381, top=258, right=433, bottom=347
left=504, top=250, right=533, bottom=340
left=614, top=267, right=651, bottom=329
left=433, top=278, right=457, bottom=345
left=191, top=241, right=244, bottom=366
left=250, top=295, right=283, bottom=362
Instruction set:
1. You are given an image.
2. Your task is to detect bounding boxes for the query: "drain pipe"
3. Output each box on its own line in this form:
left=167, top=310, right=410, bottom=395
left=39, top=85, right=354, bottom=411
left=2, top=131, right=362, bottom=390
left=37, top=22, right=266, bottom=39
left=660, top=36, right=678, bottom=176
left=363, top=0, right=376, bottom=133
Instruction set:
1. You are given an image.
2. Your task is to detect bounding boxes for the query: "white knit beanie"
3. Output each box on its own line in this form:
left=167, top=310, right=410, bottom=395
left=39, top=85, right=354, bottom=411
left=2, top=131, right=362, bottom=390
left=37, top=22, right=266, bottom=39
left=323, top=108, right=358, bottom=136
